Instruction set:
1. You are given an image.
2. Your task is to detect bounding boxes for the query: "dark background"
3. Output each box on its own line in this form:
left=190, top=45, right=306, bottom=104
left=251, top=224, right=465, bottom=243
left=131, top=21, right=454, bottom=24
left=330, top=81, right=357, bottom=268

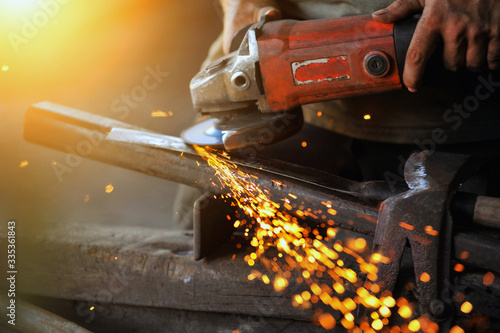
left=0, top=0, right=222, bottom=233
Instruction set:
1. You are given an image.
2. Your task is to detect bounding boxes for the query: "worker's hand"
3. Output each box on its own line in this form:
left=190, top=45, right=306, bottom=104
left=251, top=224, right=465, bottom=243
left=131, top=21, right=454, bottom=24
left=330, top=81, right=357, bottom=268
left=372, top=0, right=500, bottom=92
left=221, top=0, right=281, bottom=54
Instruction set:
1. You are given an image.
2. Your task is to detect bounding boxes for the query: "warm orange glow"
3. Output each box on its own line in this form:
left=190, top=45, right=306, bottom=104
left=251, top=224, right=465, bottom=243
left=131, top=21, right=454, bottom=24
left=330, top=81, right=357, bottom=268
left=317, top=111, right=323, bottom=117
left=318, top=313, right=336, bottom=330
left=105, top=184, right=114, bottom=193
left=454, top=263, right=464, bottom=272
left=363, top=114, right=371, bottom=120
left=420, top=272, right=431, bottom=283
left=84, top=194, right=90, bottom=203
left=19, top=160, right=29, bottom=168
left=2, top=0, right=39, bottom=13
left=459, top=251, right=469, bottom=259
left=483, top=271, right=495, bottom=285
left=460, top=301, right=473, bottom=314
left=301, top=141, right=307, bottom=148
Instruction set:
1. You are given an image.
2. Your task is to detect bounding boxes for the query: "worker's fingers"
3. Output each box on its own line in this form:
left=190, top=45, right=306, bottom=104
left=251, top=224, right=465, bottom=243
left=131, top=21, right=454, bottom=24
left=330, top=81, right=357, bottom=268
left=402, top=15, right=440, bottom=92
left=221, top=0, right=280, bottom=54
left=487, top=12, right=500, bottom=70
left=441, top=17, right=467, bottom=71
left=255, top=6, right=281, bottom=22
left=488, top=34, right=500, bottom=70
left=372, top=0, right=424, bottom=24
left=465, top=27, right=489, bottom=71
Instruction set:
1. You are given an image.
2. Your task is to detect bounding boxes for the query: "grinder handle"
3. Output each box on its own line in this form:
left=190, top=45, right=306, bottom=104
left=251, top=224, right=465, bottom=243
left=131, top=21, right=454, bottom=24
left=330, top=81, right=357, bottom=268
left=393, top=17, right=443, bottom=88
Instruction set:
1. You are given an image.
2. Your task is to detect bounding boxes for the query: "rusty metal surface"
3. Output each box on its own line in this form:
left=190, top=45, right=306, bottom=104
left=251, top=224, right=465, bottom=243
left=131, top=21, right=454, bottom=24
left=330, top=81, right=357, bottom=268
left=373, top=151, right=473, bottom=321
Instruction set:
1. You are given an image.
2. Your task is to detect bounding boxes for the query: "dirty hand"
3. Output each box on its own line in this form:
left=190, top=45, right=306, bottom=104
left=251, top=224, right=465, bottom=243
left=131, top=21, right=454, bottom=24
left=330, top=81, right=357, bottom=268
left=221, top=0, right=281, bottom=54
left=372, top=0, right=500, bottom=92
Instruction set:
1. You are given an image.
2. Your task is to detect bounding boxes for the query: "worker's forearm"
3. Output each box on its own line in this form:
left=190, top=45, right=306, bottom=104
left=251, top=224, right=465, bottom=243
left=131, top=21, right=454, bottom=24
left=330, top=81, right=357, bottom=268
left=220, top=0, right=280, bottom=54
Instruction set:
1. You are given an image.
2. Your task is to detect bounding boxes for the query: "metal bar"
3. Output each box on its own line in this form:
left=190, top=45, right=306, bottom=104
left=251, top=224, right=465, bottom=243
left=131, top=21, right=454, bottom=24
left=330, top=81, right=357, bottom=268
left=0, top=297, right=92, bottom=333
left=22, top=102, right=500, bottom=271
left=24, top=102, right=379, bottom=235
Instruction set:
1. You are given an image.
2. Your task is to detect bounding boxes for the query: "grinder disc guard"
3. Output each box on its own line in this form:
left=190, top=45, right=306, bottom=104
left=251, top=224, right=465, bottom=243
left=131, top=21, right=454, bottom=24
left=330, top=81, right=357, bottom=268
left=181, top=109, right=303, bottom=152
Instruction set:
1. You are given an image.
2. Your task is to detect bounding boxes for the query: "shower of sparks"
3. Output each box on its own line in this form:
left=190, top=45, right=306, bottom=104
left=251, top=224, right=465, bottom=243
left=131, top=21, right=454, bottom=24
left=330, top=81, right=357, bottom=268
left=194, top=145, right=457, bottom=331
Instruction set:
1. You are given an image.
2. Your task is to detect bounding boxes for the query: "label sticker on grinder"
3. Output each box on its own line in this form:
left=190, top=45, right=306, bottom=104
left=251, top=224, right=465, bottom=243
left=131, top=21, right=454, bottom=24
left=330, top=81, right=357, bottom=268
left=291, top=56, right=351, bottom=86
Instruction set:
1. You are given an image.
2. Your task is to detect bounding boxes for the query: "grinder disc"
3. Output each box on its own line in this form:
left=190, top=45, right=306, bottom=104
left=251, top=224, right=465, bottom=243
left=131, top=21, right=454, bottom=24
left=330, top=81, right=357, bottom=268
left=181, top=118, right=224, bottom=147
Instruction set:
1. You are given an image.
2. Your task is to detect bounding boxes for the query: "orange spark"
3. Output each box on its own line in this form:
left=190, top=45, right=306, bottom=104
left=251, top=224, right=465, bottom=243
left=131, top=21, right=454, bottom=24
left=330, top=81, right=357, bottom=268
left=19, top=160, right=29, bottom=168
left=483, top=271, right=495, bottom=285
left=398, top=222, right=414, bottom=231
left=424, top=225, right=438, bottom=236
left=151, top=110, right=168, bottom=117
left=449, top=326, right=465, bottom=333
left=460, top=301, right=473, bottom=314
left=419, top=272, right=431, bottom=283
left=408, top=319, right=420, bottom=332
left=318, top=313, right=336, bottom=330
left=105, top=184, right=114, bottom=193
